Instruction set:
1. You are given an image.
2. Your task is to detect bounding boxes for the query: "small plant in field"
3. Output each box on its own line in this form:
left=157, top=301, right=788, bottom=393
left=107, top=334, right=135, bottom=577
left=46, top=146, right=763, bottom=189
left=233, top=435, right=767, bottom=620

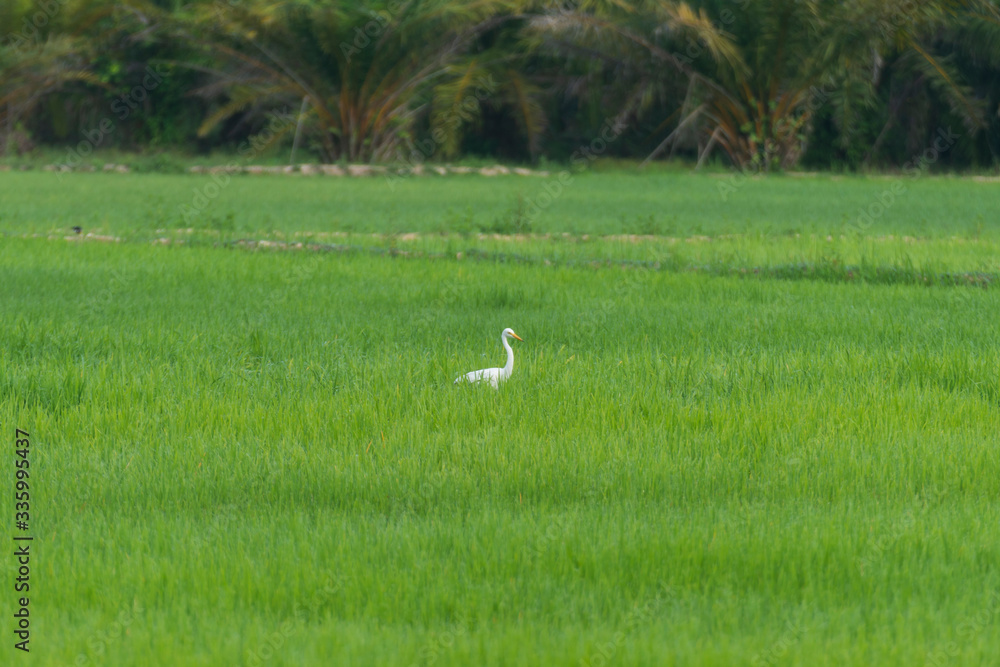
left=480, top=194, right=532, bottom=235
left=440, top=206, right=476, bottom=236
left=209, top=211, right=236, bottom=232
left=621, top=214, right=659, bottom=236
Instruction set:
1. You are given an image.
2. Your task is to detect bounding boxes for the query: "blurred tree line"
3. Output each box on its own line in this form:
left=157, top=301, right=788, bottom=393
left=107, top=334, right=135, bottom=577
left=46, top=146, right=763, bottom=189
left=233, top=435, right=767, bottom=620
left=1, top=0, right=999, bottom=169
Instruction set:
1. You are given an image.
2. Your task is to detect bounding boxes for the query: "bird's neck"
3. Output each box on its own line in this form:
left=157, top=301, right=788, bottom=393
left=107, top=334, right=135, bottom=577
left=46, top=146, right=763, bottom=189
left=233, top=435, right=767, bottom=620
left=502, top=336, right=514, bottom=375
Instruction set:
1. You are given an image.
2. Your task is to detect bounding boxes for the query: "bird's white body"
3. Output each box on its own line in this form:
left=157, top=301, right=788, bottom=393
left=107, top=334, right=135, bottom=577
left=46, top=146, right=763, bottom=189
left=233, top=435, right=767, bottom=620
left=455, top=328, right=523, bottom=389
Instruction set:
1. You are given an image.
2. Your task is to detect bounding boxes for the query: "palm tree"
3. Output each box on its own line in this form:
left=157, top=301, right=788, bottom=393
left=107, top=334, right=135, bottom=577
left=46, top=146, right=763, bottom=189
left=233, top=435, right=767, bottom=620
left=528, top=0, right=1000, bottom=170
left=818, top=0, right=1000, bottom=167
left=0, top=0, right=111, bottom=156
left=525, top=0, right=744, bottom=164
left=164, top=0, right=541, bottom=163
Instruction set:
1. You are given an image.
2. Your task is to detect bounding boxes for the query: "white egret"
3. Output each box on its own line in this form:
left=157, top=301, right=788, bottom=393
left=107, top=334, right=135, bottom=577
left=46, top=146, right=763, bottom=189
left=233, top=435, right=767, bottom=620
left=455, top=328, right=523, bottom=388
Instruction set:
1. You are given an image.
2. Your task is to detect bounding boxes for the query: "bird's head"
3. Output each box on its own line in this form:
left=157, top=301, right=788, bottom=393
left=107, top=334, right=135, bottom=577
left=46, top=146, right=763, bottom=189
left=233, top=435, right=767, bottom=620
left=502, top=328, right=523, bottom=342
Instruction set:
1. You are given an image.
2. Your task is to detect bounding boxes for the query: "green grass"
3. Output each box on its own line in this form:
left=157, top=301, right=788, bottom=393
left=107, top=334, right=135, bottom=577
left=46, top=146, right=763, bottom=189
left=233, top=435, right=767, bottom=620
left=1, top=170, right=999, bottom=665
left=1, top=168, right=998, bottom=238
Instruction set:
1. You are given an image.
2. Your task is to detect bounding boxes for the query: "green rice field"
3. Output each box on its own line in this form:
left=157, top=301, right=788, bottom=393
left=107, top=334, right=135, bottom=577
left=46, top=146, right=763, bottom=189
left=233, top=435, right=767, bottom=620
left=1, top=168, right=999, bottom=665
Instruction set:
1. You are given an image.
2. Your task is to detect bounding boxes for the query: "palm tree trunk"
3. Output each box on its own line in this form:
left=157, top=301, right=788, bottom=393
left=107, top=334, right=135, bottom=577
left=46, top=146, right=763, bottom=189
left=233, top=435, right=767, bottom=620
left=5, top=103, right=12, bottom=156
left=696, top=128, right=721, bottom=170
left=289, top=96, right=310, bottom=165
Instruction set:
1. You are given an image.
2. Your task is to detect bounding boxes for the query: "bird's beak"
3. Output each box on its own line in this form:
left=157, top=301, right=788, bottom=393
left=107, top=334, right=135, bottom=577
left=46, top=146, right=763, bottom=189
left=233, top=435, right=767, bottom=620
left=510, top=332, right=523, bottom=341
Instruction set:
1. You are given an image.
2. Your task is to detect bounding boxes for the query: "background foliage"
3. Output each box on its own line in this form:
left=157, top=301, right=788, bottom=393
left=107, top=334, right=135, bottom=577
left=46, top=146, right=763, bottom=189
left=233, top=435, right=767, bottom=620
left=1, top=0, right=999, bottom=169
